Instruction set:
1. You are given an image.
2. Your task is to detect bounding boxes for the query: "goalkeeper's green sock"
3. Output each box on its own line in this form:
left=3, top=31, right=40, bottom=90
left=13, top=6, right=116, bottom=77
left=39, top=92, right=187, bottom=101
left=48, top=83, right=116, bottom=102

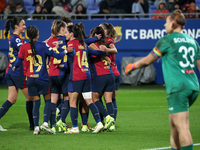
left=181, top=144, right=193, bottom=150
left=171, top=148, right=180, bottom=150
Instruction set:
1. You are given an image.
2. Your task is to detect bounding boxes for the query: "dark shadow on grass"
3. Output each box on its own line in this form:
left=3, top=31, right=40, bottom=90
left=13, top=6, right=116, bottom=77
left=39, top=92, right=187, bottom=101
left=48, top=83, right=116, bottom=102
left=9, top=122, right=29, bottom=129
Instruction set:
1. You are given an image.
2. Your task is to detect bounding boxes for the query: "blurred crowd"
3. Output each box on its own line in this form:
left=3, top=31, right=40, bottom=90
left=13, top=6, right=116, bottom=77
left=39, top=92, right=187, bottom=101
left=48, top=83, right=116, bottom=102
left=0, top=0, right=199, bottom=20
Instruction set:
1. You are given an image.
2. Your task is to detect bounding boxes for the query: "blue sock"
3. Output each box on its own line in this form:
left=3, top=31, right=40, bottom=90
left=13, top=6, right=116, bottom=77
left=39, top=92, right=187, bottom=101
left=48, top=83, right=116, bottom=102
left=112, top=98, right=118, bottom=121
left=89, top=103, right=101, bottom=123
left=181, top=144, right=193, bottom=150
left=43, top=99, right=51, bottom=123
left=106, top=102, right=114, bottom=118
left=33, top=99, right=41, bottom=127
left=70, top=107, right=78, bottom=128
left=81, top=113, right=88, bottom=125
left=51, top=103, right=56, bottom=127
left=95, top=100, right=108, bottom=118
left=61, top=100, right=70, bottom=123
left=0, top=100, right=12, bottom=119
left=56, top=100, right=63, bottom=121
left=26, top=101, right=34, bottom=127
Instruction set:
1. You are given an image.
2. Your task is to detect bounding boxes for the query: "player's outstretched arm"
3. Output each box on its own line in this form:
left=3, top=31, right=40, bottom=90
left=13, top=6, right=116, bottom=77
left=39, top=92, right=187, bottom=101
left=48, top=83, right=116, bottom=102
left=125, top=53, right=158, bottom=75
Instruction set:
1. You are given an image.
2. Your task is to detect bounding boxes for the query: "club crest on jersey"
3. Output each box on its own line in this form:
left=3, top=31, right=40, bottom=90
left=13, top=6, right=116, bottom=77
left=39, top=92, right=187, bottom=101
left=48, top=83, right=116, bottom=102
left=114, top=26, right=122, bottom=43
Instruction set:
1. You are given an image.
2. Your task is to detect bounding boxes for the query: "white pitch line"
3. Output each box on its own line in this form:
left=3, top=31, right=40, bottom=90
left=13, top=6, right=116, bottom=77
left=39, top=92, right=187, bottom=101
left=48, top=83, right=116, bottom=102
left=141, top=143, right=200, bottom=150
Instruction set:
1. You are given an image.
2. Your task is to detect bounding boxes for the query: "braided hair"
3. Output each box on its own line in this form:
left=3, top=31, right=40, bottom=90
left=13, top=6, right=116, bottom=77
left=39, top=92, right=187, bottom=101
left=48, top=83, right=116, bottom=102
left=27, top=25, right=40, bottom=64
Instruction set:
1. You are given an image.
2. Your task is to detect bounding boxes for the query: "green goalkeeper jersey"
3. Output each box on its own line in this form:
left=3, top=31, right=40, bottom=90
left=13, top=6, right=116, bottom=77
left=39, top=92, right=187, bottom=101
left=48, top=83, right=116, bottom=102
left=152, top=32, right=200, bottom=94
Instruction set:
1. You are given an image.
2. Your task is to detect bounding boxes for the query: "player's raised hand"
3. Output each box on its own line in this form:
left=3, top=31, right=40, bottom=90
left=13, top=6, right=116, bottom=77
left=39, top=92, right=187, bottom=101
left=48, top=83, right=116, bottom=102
left=95, top=33, right=102, bottom=40
left=99, top=45, right=107, bottom=51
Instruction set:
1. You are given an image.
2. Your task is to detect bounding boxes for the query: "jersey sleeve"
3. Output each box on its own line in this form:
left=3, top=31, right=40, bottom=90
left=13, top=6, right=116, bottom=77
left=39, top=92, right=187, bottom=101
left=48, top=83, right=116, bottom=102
left=151, top=36, right=169, bottom=58
left=84, top=37, right=98, bottom=45
left=44, top=43, right=65, bottom=59
left=87, top=45, right=106, bottom=56
left=15, top=37, right=23, bottom=51
left=107, top=38, right=115, bottom=47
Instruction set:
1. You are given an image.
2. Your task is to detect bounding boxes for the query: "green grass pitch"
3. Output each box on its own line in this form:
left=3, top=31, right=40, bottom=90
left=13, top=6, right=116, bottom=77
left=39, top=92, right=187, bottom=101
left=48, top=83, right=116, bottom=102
left=0, top=84, right=199, bottom=150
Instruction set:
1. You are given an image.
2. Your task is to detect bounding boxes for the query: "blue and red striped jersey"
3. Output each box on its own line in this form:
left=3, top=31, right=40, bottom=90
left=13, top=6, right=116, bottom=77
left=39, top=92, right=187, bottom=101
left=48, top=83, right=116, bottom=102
left=90, top=42, right=113, bottom=77
left=6, top=34, right=24, bottom=76
left=67, top=39, right=106, bottom=81
left=106, top=37, right=120, bottom=76
left=18, top=41, right=65, bottom=83
left=47, top=36, right=68, bottom=76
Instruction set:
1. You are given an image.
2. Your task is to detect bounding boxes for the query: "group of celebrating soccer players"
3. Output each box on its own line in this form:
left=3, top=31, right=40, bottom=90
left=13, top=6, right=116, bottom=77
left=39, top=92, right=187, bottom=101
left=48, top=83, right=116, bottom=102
left=0, top=16, right=120, bottom=135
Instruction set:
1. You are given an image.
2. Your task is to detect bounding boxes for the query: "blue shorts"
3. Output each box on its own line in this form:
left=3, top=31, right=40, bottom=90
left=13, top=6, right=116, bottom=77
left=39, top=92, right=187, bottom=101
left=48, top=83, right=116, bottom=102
left=114, top=75, right=120, bottom=91
left=68, top=79, right=91, bottom=93
left=27, top=77, right=50, bottom=96
left=6, top=74, right=24, bottom=89
left=50, top=74, right=69, bottom=94
left=92, top=74, right=115, bottom=93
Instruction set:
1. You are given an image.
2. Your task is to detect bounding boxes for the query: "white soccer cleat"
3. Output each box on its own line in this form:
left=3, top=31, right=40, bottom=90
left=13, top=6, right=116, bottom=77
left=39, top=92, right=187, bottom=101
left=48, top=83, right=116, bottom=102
left=40, top=123, right=56, bottom=135
left=0, top=125, right=7, bottom=131
left=92, top=122, right=104, bottom=133
left=33, top=126, right=40, bottom=135
left=64, top=127, right=79, bottom=134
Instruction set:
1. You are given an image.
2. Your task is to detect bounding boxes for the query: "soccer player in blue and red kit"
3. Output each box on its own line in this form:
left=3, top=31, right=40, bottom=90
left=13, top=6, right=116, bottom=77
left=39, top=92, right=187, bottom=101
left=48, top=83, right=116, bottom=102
left=65, top=25, right=108, bottom=134
left=90, top=26, right=115, bottom=131
left=13, top=25, right=68, bottom=135
left=47, top=20, right=72, bottom=133
left=0, top=17, right=34, bottom=131
left=100, top=23, right=120, bottom=131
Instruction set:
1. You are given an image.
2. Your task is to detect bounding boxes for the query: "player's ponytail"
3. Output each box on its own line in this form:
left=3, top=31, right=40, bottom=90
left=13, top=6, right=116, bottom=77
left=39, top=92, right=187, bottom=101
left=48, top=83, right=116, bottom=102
left=27, top=25, right=40, bottom=65
left=108, top=23, right=116, bottom=39
left=75, top=22, right=89, bottom=39
left=170, top=9, right=185, bottom=30
left=51, top=20, right=66, bottom=37
left=4, top=17, right=23, bottom=38
left=100, top=23, right=116, bottom=39
left=68, top=25, right=86, bottom=50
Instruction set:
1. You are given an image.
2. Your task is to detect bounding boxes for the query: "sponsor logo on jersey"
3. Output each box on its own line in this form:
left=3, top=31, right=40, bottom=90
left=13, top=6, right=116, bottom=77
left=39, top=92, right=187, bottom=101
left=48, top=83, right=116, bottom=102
left=114, top=26, right=122, bottom=43
left=169, top=107, right=174, bottom=111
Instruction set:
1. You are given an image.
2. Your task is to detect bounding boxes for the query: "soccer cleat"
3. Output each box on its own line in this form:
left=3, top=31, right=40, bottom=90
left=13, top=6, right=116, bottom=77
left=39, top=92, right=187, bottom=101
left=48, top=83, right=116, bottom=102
left=125, top=63, right=134, bottom=75
left=104, top=116, right=115, bottom=129
left=33, top=126, right=40, bottom=135
left=92, top=122, right=104, bottom=133
left=109, top=123, right=115, bottom=132
left=81, top=123, right=92, bottom=131
left=81, top=125, right=90, bottom=132
left=64, top=127, right=79, bottom=134
left=51, top=127, right=56, bottom=133
left=0, top=125, right=7, bottom=131
left=58, top=126, right=62, bottom=132
left=56, top=119, right=67, bottom=132
left=40, top=123, right=56, bottom=135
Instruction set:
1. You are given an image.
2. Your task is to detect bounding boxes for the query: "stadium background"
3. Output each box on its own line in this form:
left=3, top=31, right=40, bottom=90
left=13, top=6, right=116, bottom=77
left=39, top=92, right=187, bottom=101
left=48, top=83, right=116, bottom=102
left=0, top=19, right=200, bottom=84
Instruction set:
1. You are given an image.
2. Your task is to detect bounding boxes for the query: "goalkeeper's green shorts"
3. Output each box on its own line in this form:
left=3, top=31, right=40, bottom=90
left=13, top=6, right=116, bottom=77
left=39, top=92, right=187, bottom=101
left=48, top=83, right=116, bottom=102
left=167, top=89, right=199, bottom=113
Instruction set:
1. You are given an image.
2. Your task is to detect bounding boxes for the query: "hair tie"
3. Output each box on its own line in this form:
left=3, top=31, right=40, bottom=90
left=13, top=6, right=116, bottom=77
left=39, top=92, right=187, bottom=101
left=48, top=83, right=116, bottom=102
left=170, top=16, right=184, bottom=28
